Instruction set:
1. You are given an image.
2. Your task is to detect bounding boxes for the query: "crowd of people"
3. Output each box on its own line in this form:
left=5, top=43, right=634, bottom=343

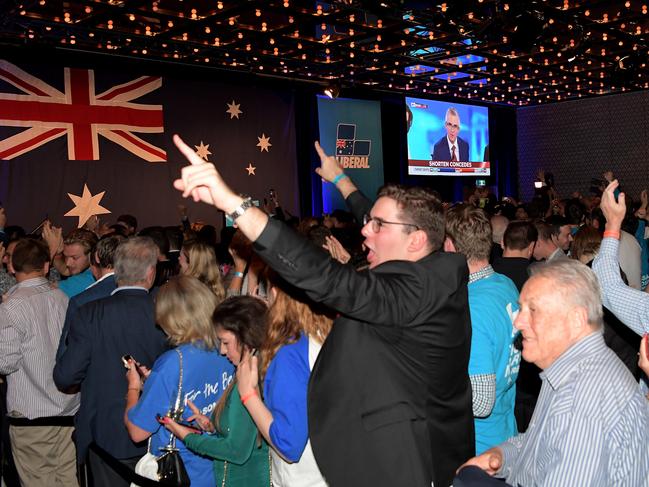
left=0, top=137, right=648, bottom=487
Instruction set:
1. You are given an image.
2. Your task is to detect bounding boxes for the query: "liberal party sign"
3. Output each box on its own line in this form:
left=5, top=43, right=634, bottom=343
left=317, top=96, right=384, bottom=213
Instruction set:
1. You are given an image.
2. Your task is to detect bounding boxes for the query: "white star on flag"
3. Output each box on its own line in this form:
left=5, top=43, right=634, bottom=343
left=226, top=100, right=243, bottom=119
left=194, top=141, right=212, bottom=160
left=256, top=133, right=272, bottom=152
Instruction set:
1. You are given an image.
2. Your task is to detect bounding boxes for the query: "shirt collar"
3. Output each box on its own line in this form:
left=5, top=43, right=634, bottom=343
left=4, top=276, right=49, bottom=299
left=111, top=285, right=148, bottom=296
left=15, top=276, right=49, bottom=288
left=540, top=331, right=606, bottom=391
left=468, top=264, right=494, bottom=284
left=86, top=271, right=114, bottom=289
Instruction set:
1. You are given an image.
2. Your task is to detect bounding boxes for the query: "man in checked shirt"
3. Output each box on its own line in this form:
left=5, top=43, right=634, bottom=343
left=455, top=258, right=649, bottom=486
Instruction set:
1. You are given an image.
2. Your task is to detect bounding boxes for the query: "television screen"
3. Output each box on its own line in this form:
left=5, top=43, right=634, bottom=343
left=405, top=97, right=489, bottom=176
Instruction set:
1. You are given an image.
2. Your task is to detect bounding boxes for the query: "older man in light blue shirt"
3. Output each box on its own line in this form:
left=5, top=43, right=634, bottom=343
left=456, top=259, right=649, bottom=487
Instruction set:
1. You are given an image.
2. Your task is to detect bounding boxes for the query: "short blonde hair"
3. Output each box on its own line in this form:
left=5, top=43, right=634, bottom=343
left=155, top=275, right=219, bottom=349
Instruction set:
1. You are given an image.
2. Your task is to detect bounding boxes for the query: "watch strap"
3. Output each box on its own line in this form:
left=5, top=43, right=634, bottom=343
left=227, top=197, right=254, bottom=222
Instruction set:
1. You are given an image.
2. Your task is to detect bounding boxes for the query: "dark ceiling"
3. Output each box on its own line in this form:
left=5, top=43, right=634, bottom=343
left=1, top=0, right=648, bottom=106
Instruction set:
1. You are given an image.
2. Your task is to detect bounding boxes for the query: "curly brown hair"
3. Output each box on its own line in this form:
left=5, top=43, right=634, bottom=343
left=260, top=271, right=334, bottom=378
left=445, top=204, right=492, bottom=262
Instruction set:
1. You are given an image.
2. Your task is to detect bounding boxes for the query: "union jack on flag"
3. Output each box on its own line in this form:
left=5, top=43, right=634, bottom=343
left=336, top=139, right=354, bottom=156
left=0, top=60, right=166, bottom=161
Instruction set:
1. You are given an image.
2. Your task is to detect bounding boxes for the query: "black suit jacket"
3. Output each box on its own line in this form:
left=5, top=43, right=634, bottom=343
left=431, top=135, right=470, bottom=162
left=492, top=257, right=531, bottom=292
left=56, top=274, right=117, bottom=361
left=53, top=288, right=168, bottom=462
left=254, top=191, right=474, bottom=487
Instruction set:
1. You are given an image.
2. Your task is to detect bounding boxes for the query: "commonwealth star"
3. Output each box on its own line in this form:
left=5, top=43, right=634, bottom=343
left=64, top=184, right=111, bottom=228
left=256, top=133, right=272, bottom=152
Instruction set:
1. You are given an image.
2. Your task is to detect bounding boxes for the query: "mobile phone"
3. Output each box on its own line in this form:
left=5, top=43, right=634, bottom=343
left=156, top=415, right=202, bottom=433
left=475, top=179, right=486, bottom=188
left=121, top=354, right=134, bottom=369
left=534, top=181, right=543, bottom=189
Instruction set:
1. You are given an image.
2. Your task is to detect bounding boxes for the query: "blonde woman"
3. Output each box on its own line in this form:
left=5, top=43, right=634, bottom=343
left=124, top=276, right=234, bottom=487
left=179, top=239, right=226, bottom=302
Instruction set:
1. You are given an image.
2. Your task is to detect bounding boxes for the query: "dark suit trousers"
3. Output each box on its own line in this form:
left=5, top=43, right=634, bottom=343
left=87, top=446, right=140, bottom=487
left=454, top=466, right=514, bottom=487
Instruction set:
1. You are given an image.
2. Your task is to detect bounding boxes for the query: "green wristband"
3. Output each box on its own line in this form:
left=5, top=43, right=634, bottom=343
left=332, top=173, right=348, bottom=185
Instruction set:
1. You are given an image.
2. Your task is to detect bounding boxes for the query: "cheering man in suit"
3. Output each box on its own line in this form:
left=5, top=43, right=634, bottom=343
left=431, top=107, right=470, bottom=162
left=172, top=134, right=474, bottom=487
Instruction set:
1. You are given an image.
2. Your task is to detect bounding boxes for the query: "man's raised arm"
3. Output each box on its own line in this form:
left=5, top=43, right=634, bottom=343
left=173, top=136, right=358, bottom=243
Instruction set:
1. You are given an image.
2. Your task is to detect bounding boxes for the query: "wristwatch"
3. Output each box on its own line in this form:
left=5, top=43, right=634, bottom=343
left=227, top=197, right=255, bottom=222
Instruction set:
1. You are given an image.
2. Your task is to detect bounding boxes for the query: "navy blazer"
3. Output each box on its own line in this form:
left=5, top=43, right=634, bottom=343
left=56, top=274, right=117, bottom=361
left=53, top=288, right=168, bottom=462
left=254, top=192, right=474, bottom=487
left=431, top=135, right=470, bottom=162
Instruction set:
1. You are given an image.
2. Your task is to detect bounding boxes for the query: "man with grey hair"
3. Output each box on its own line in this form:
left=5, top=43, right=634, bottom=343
left=455, top=259, right=649, bottom=486
left=431, top=106, right=470, bottom=161
left=54, top=237, right=168, bottom=487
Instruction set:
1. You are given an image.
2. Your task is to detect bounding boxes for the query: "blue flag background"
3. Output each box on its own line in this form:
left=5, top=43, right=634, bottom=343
left=317, top=96, right=384, bottom=213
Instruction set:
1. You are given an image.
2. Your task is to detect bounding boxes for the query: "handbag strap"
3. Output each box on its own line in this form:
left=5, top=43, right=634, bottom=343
left=164, top=348, right=184, bottom=450
left=172, top=348, right=184, bottom=415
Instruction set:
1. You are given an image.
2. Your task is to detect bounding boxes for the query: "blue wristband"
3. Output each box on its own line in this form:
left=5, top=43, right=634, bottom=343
left=233, top=271, right=244, bottom=278
left=332, top=173, right=348, bottom=185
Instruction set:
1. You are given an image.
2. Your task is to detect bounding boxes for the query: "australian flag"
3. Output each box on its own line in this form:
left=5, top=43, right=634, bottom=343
left=0, top=57, right=298, bottom=231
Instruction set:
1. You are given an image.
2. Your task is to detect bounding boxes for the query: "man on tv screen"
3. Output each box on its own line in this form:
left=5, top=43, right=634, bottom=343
left=431, top=107, right=470, bottom=162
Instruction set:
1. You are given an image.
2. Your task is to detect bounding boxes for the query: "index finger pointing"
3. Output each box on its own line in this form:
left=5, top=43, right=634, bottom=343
left=314, top=141, right=327, bottom=159
left=173, top=134, right=205, bottom=166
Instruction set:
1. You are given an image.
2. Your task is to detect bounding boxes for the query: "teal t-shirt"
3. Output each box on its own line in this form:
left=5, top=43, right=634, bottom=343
left=58, top=267, right=95, bottom=298
left=468, top=272, right=521, bottom=454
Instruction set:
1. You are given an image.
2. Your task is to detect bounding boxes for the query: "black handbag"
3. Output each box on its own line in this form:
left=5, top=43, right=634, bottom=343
left=133, top=348, right=191, bottom=487
left=158, top=348, right=190, bottom=486
left=156, top=443, right=190, bottom=487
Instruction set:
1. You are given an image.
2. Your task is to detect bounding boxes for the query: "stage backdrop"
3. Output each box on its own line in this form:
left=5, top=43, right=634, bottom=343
left=317, top=96, right=384, bottom=213
left=517, top=90, right=649, bottom=202
left=0, top=59, right=298, bottom=232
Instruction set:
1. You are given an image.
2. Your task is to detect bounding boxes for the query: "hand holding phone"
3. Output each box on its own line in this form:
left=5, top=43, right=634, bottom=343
left=121, top=354, right=134, bottom=369
left=157, top=414, right=203, bottom=434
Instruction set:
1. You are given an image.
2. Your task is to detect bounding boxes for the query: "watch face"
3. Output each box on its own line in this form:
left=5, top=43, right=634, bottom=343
left=228, top=197, right=254, bottom=222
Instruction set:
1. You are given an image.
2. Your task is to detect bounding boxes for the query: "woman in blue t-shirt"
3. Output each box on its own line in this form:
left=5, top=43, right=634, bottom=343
left=124, top=275, right=234, bottom=487
left=237, top=272, right=333, bottom=487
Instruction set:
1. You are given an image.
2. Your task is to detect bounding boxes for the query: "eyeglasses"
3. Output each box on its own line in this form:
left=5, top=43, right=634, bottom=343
left=445, top=121, right=460, bottom=130
left=363, top=214, right=419, bottom=233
